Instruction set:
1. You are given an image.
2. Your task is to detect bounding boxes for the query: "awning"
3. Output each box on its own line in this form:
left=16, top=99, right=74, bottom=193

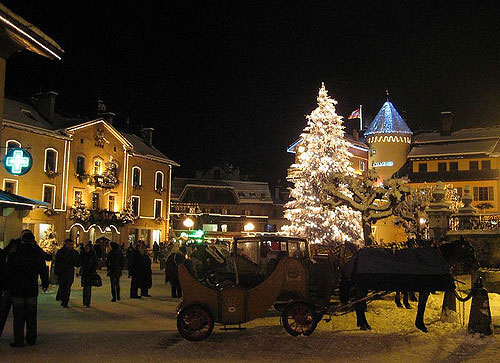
left=0, top=190, right=50, bottom=210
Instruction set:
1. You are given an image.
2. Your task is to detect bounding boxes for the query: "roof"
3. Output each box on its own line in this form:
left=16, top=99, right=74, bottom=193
left=365, top=101, right=412, bottom=136
left=0, top=190, right=50, bottom=209
left=3, top=98, right=55, bottom=129
left=408, top=139, right=499, bottom=158
left=0, top=4, right=64, bottom=60
left=121, top=132, right=179, bottom=166
left=287, top=136, right=368, bottom=154
left=172, top=178, right=273, bottom=204
left=413, top=126, right=500, bottom=144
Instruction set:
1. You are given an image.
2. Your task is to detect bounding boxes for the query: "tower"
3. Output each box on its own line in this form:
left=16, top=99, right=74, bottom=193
left=365, top=101, right=412, bottom=180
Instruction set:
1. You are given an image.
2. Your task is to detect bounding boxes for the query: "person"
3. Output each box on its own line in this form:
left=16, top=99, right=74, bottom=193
left=106, top=242, right=124, bottom=302
left=128, top=241, right=145, bottom=299
left=54, top=239, right=81, bottom=308
left=152, top=241, right=159, bottom=263
left=140, top=247, right=152, bottom=297
left=79, top=243, right=98, bottom=308
left=5, top=232, right=49, bottom=347
left=165, top=250, right=184, bottom=298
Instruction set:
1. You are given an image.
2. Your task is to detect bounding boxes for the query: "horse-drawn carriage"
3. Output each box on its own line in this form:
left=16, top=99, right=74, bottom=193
left=176, top=234, right=478, bottom=341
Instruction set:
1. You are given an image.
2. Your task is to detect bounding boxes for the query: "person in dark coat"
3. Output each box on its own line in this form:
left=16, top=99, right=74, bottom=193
left=140, top=250, right=152, bottom=297
left=152, top=241, right=159, bottom=263
left=80, top=243, right=98, bottom=308
left=106, top=242, right=124, bottom=302
left=54, top=239, right=81, bottom=308
left=128, top=241, right=145, bottom=299
left=5, top=232, right=49, bottom=347
left=165, top=251, right=184, bottom=298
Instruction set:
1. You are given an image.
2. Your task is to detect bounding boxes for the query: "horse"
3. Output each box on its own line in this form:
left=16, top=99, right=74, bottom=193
left=339, top=238, right=479, bottom=332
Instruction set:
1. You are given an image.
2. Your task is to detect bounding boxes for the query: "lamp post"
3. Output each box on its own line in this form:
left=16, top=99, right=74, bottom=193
left=244, top=222, right=255, bottom=232
left=183, top=217, right=194, bottom=230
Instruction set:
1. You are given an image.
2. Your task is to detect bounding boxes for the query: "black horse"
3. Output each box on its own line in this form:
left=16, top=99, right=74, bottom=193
left=339, top=238, right=479, bottom=332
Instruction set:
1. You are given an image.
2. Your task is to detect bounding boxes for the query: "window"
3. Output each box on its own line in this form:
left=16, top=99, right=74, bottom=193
left=482, top=160, right=491, bottom=170
left=74, top=190, right=83, bottom=204
left=220, top=224, right=228, bottom=232
left=438, top=162, right=447, bottom=172
left=154, top=199, right=162, bottom=219
left=5, top=140, right=21, bottom=154
left=93, top=159, right=102, bottom=175
left=473, top=186, right=494, bottom=201
left=249, top=192, right=256, bottom=198
left=131, top=196, right=140, bottom=216
left=360, top=160, right=366, bottom=171
left=42, top=184, right=55, bottom=207
left=76, top=156, right=86, bottom=175
left=155, top=171, right=164, bottom=191
left=92, top=192, right=100, bottom=210
left=449, top=162, right=458, bottom=171
left=44, top=148, right=58, bottom=173
left=418, top=163, right=427, bottom=173
left=469, top=161, right=479, bottom=170
left=108, top=194, right=116, bottom=212
left=132, top=167, right=141, bottom=187
left=455, top=187, right=463, bottom=198
left=3, top=179, right=18, bottom=194
left=238, top=192, right=245, bottom=198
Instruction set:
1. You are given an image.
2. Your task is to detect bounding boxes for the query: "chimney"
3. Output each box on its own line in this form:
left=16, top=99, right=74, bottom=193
left=352, top=128, right=359, bottom=141
left=141, top=127, right=154, bottom=146
left=36, top=91, right=57, bottom=123
left=440, top=111, right=453, bottom=136
left=95, top=100, right=115, bottom=125
left=274, top=186, right=281, bottom=200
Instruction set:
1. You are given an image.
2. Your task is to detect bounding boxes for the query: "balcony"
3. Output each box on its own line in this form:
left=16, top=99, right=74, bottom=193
left=409, top=169, right=499, bottom=183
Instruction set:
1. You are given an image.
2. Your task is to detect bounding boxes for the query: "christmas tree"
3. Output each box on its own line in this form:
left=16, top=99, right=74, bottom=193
left=284, top=83, right=362, bottom=245
left=119, top=197, right=138, bottom=225
left=39, top=225, right=59, bottom=254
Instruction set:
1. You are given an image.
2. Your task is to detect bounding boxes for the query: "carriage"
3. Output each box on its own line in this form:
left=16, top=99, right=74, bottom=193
left=176, top=234, right=478, bottom=341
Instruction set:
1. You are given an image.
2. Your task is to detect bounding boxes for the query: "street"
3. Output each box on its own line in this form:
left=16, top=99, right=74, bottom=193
left=1, top=265, right=499, bottom=362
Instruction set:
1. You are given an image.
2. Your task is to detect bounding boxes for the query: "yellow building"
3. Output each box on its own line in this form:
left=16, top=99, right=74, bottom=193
left=0, top=96, right=178, bottom=246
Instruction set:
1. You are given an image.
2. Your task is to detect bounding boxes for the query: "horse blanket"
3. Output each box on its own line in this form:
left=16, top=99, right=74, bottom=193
left=344, top=247, right=455, bottom=291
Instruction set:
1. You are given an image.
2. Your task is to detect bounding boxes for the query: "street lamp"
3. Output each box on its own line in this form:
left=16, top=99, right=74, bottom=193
left=244, top=222, right=255, bottom=232
left=183, top=217, right=194, bottom=230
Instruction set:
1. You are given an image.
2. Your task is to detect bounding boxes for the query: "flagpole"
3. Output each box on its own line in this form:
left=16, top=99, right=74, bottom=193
left=359, top=104, right=363, bottom=130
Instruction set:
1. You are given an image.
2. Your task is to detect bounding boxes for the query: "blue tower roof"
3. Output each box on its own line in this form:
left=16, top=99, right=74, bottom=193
left=365, top=101, right=412, bottom=136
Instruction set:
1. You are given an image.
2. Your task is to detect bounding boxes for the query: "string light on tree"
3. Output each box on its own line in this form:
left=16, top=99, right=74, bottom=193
left=284, top=83, right=362, bottom=246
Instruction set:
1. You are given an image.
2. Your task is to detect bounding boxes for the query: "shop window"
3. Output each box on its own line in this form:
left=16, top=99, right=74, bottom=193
left=473, top=186, right=494, bottom=201
left=44, top=149, right=58, bottom=173
left=482, top=160, right=491, bottom=170
left=449, top=162, right=458, bottom=171
left=418, top=163, right=427, bottom=173
left=438, top=162, right=446, bottom=172
left=469, top=161, right=479, bottom=170
left=42, top=184, right=55, bottom=206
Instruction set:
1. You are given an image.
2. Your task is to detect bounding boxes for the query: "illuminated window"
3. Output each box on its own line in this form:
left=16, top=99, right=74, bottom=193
left=76, top=156, right=86, bottom=175
left=74, top=190, right=83, bottom=204
left=154, top=199, right=162, bottom=219
left=108, top=194, right=116, bottom=212
left=131, top=196, right=140, bottom=216
left=42, top=184, right=56, bottom=207
left=360, top=160, right=366, bottom=171
left=469, top=161, right=479, bottom=170
left=92, top=192, right=100, bottom=210
left=132, top=166, right=141, bottom=187
left=93, top=159, right=103, bottom=175
left=220, top=224, right=228, bottom=232
left=155, top=171, right=164, bottom=190
left=44, top=148, right=58, bottom=173
left=473, top=186, right=494, bottom=201
left=3, top=179, right=18, bottom=194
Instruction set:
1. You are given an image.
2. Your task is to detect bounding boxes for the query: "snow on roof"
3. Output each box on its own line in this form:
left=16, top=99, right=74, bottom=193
left=408, top=139, right=499, bottom=158
left=365, top=101, right=412, bottom=136
left=413, top=126, right=500, bottom=144
left=172, top=178, right=273, bottom=204
left=121, top=131, right=179, bottom=166
left=3, top=98, right=55, bottom=129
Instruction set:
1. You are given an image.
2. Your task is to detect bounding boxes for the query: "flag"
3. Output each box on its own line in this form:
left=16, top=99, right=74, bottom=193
left=348, top=108, right=361, bottom=119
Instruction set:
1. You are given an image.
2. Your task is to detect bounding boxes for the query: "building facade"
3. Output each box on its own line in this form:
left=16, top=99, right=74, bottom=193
left=0, top=96, right=178, bottom=246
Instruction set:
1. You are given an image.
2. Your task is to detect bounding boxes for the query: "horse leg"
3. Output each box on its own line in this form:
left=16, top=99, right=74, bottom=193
left=415, top=291, right=430, bottom=332
left=403, top=291, right=411, bottom=309
left=355, top=289, right=371, bottom=330
left=395, top=291, right=403, bottom=308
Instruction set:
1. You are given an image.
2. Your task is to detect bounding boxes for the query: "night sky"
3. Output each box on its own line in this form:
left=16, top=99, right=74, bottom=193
left=3, top=1, right=499, bottom=182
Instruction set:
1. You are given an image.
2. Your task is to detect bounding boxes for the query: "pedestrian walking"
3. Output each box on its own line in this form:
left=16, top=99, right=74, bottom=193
left=54, top=239, right=81, bottom=308
left=106, top=242, right=124, bottom=302
left=5, top=232, right=49, bottom=347
left=152, top=241, right=159, bottom=263
left=141, top=249, right=152, bottom=297
left=128, top=241, right=145, bottom=299
left=80, top=243, right=98, bottom=308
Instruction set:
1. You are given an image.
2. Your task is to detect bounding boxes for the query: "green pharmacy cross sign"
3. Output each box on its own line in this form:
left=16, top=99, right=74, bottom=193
left=4, top=148, right=33, bottom=175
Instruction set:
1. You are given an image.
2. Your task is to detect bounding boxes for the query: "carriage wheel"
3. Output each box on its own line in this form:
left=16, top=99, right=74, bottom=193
left=177, top=305, right=214, bottom=341
left=282, top=302, right=318, bottom=337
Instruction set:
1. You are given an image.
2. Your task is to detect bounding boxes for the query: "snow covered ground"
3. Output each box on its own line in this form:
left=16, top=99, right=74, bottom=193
left=1, top=266, right=499, bottom=362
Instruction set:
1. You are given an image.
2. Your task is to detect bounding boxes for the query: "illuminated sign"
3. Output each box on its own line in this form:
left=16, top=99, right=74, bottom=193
left=4, top=148, right=33, bottom=175
left=180, top=229, right=205, bottom=240
left=372, top=161, right=394, bottom=167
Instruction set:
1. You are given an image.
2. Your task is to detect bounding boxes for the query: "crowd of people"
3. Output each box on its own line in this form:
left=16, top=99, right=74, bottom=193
left=0, top=232, right=183, bottom=348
